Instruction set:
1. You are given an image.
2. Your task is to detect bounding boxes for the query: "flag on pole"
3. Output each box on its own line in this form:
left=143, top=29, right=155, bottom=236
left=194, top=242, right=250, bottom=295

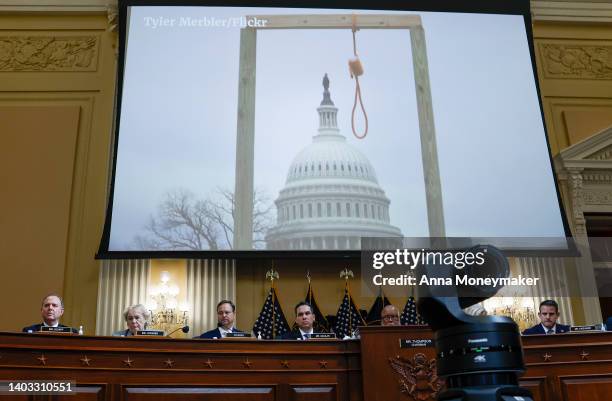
left=253, top=286, right=291, bottom=339
left=401, top=295, right=427, bottom=325
left=304, top=282, right=330, bottom=332
left=334, top=282, right=366, bottom=338
left=366, top=287, right=391, bottom=325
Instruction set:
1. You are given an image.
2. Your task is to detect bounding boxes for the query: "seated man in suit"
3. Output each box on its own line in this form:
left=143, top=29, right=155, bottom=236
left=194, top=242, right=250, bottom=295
left=522, top=299, right=570, bottom=335
left=22, top=294, right=77, bottom=333
left=281, top=301, right=315, bottom=340
left=381, top=304, right=401, bottom=326
left=197, top=300, right=243, bottom=339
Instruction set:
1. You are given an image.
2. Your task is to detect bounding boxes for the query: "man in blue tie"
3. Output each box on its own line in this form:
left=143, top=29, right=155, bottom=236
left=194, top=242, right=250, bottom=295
left=196, top=300, right=243, bottom=339
left=22, top=294, right=78, bottom=333
left=522, top=300, right=570, bottom=335
left=280, top=302, right=315, bottom=340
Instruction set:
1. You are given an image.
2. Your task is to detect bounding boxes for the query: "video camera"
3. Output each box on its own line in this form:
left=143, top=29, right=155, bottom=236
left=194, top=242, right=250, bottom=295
left=416, top=244, right=533, bottom=401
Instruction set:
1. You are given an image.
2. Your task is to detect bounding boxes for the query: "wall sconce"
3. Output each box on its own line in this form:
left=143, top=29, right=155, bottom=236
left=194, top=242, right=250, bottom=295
left=148, top=271, right=189, bottom=333
left=483, top=296, right=537, bottom=331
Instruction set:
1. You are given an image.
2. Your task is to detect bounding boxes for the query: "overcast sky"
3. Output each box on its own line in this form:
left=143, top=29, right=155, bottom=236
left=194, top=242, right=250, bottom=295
left=108, top=6, right=566, bottom=250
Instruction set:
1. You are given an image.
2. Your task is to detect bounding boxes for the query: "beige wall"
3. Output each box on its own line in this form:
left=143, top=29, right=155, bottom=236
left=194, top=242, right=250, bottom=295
left=1, top=2, right=611, bottom=332
left=0, top=9, right=117, bottom=332
left=532, top=17, right=612, bottom=323
left=533, top=21, right=612, bottom=154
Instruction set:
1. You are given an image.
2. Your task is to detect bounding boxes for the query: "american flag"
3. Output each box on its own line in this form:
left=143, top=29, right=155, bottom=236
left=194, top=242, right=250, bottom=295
left=305, top=283, right=330, bottom=332
left=401, top=296, right=427, bottom=325
left=365, top=288, right=391, bottom=325
left=252, top=287, right=290, bottom=339
left=334, top=283, right=366, bottom=338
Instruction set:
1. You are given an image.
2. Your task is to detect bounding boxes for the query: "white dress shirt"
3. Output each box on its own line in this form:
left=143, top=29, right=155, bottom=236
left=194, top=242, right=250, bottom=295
left=299, top=328, right=314, bottom=340
left=219, top=326, right=235, bottom=338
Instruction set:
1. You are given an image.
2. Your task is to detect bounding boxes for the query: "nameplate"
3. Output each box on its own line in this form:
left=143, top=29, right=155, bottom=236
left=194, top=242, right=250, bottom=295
left=225, top=332, right=251, bottom=338
left=136, top=330, right=165, bottom=336
left=40, top=326, right=72, bottom=334
left=400, top=339, right=434, bottom=348
left=570, top=325, right=598, bottom=332
left=311, top=333, right=336, bottom=339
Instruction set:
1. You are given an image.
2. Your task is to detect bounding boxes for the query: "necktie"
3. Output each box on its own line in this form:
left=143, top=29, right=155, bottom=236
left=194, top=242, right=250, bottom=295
left=303, top=333, right=311, bottom=340
left=546, top=329, right=554, bottom=335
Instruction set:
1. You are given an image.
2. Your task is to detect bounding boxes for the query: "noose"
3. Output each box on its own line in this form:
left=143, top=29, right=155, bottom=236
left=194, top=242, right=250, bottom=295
left=349, top=14, right=368, bottom=139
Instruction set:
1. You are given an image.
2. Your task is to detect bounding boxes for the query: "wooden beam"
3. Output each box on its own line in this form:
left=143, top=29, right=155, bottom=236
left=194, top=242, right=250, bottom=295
left=411, top=25, right=446, bottom=237
left=250, top=14, right=421, bottom=29
left=233, top=28, right=256, bottom=249
left=235, top=12, right=446, bottom=241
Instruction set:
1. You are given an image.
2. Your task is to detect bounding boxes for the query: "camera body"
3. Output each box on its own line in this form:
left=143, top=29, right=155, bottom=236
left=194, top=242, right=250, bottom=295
left=416, top=245, right=534, bottom=401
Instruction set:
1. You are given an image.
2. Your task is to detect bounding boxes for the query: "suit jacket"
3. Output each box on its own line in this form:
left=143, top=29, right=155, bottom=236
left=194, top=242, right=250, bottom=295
left=279, top=330, right=313, bottom=340
left=522, top=323, right=570, bottom=335
left=22, top=323, right=78, bottom=334
left=196, top=327, right=244, bottom=339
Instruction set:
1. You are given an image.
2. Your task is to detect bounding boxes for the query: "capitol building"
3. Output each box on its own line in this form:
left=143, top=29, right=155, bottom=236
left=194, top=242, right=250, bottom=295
left=265, top=74, right=403, bottom=250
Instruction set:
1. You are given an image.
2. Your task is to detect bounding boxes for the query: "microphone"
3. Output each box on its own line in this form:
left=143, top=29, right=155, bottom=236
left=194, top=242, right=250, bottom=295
left=166, top=325, right=190, bottom=337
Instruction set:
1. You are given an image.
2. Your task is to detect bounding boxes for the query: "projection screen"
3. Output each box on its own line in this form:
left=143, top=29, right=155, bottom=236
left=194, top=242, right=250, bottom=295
left=97, top=0, right=571, bottom=257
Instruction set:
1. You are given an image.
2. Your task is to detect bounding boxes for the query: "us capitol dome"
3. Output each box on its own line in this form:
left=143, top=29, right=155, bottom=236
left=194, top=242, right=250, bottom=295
left=265, top=74, right=403, bottom=250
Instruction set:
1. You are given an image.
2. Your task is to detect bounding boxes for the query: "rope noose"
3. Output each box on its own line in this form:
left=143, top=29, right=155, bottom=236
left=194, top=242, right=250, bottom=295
left=349, top=14, right=368, bottom=139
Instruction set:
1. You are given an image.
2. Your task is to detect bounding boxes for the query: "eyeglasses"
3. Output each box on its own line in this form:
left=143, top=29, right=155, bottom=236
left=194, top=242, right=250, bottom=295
left=382, top=315, right=399, bottom=321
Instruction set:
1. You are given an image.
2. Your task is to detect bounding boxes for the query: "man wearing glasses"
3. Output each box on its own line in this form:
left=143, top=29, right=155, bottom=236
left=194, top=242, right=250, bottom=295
left=381, top=304, right=401, bottom=326
left=197, top=300, right=244, bottom=338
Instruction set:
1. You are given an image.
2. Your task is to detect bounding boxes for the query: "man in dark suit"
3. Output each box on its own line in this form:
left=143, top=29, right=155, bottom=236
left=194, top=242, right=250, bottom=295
left=381, top=305, right=401, bottom=326
left=22, top=294, right=77, bottom=333
left=281, top=302, right=315, bottom=340
left=196, top=300, right=244, bottom=339
left=522, top=299, right=570, bottom=335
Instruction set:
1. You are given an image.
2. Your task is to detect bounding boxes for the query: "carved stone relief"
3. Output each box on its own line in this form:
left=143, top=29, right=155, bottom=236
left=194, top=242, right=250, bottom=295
left=389, top=354, right=443, bottom=401
left=107, top=4, right=118, bottom=33
left=568, top=169, right=587, bottom=235
left=583, top=189, right=612, bottom=205
left=586, top=145, right=612, bottom=161
left=0, top=36, right=98, bottom=72
left=582, top=172, right=612, bottom=184
left=539, top=43, right=612, bottom=79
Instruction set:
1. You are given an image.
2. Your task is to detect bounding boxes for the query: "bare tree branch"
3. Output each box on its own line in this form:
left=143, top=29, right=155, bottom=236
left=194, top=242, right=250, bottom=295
left=133, top=187, right=274, bottom=250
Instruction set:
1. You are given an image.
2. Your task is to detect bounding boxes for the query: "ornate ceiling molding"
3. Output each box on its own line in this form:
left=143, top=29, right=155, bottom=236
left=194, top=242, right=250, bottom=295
left=0, top=35, right=98, bottom=71
left=556, top=125, right=612, bottom=169
left=538, top=43, right=612, bottom=80
left=531, top=1, right=612, bottom=23
left=0, top=1, right=116, bottom=13
left=1, top=1, right=611, bottom=23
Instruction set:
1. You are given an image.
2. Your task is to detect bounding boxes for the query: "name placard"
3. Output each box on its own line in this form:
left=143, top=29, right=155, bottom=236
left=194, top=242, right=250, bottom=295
left=311, top=333, right=336, bottom=339
left=570, top=325, right=598, bottom=332
left=225, top=332, right=251, bottom=338
left=400, top=339, right=434, bottom=348
left=136, top=330, right=165, bottom=336
left=40, top=326, right=73, bottom=334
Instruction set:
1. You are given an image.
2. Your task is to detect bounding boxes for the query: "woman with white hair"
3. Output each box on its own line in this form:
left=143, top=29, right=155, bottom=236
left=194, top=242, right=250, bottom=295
left=113, top=304, right=151, bottom=336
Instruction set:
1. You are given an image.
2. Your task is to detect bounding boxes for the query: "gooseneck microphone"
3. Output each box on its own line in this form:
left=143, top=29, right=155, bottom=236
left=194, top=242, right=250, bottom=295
left=166, top=325, right=190, bottom=337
